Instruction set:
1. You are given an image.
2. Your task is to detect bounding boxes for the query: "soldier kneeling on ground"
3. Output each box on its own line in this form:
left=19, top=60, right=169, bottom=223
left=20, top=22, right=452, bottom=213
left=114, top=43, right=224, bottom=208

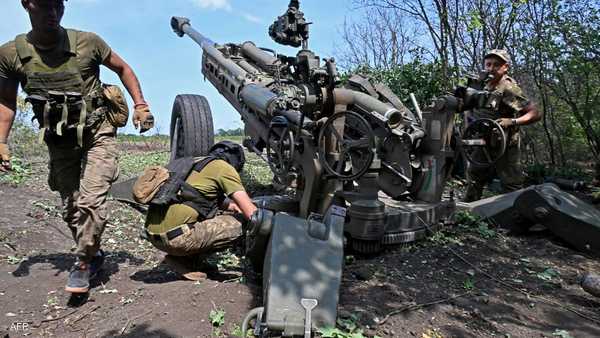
left=133, top=141, right=257, bottom=280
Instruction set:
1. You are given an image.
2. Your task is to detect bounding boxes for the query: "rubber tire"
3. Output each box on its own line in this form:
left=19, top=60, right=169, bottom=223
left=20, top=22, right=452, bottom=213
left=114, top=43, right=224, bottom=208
left=170, top=94, right=214, bottom=161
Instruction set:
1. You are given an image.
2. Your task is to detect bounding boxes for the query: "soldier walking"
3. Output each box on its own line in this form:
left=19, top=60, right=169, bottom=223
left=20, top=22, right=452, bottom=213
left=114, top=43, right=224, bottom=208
left=463, top=49, right=542, bottom=202
left=0, top=0, right=155, bottom=293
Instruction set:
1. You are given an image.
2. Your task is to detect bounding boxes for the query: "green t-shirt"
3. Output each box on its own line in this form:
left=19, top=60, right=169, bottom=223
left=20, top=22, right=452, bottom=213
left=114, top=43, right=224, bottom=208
left=0, top=27, right=111, bottom=95
left=146, top=159, right=246, bottom=234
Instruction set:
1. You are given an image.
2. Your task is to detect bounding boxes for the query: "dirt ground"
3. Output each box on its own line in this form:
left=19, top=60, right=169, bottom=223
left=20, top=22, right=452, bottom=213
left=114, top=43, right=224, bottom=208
left=1, top=152, right=600, bottom=338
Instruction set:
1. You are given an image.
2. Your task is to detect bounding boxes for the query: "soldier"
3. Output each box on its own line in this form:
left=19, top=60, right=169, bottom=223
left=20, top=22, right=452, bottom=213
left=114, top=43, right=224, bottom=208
left=0, top=0, right=155, bottom=293
left=139, top=141, right=257, bottom=280
left=463, top=49, right=542, bottom=202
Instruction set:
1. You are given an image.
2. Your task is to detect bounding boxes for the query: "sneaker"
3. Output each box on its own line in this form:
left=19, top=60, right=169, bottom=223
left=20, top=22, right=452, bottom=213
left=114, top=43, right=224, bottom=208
left=65, top=261, right=90, bottom=293
left=89, top=250, right=105, bottom=279
left=163, top=255, right=207, bottom=281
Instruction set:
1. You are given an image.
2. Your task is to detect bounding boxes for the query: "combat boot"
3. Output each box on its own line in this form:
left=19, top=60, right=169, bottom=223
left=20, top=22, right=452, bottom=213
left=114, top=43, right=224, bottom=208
left=163, top=255, right=207, bottom=281
left=89, top=250, right=105, bottom=279
left=65, top=261, right=90, bottom=293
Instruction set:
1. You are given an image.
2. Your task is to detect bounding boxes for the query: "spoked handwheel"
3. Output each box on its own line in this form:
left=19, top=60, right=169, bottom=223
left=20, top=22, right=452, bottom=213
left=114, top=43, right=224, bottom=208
left=317, top=111, right=375, bottom=180
left=266, top=118, right=296, bottom=183
left=461, top=118, right=507, bottom=167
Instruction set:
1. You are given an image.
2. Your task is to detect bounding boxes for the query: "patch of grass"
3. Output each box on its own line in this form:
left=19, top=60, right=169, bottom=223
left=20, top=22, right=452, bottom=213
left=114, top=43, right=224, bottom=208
left=525, top=163, right=590, bottom=182
left=209, top=309, right=226, bottom=327
left=31, top=200, right=61, bottom=218
left=427, top=229, right=463, bottom=246
left=230, top=324, right=252, bottom=338
left=536, top=268, right=560, bottom=282
left=462, top=278, right=475, bottom=290
left=240, top=152, right=273, bottom=192
left=207, top=249, right=241, bottom=270
left=45, top=294, right=59, bottom=307
left=552, top=329, right=574, bottom=338
left=455, top=211, right=495, bottom=239
left=0, top=156, right=32, bottom=185
left=119, top=151, right=169, bottom=178
left=317, top=314, right=381, bottom=338
left=209, top=308, right=226, bottom=337
left=4, top=255, right=26, bottom=265
left=476, top=224, right=496, bottom=239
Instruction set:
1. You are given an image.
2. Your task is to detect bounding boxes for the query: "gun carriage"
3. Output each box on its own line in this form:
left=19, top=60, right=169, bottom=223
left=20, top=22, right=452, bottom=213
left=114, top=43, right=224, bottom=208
left=168, top=1, right=506, bottom=336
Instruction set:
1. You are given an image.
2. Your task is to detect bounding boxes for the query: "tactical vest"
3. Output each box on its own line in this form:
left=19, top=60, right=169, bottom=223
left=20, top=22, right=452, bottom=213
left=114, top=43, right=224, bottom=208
left=471, top=76, right=519, bottom=121
left=150, top=156, right=225, bottom=222
left=15, top=30, right=106, bottom=146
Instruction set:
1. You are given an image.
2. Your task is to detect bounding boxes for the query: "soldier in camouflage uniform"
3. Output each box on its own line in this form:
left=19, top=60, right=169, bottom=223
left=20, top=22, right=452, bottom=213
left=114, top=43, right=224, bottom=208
left=0, top=0, right=155, bottom=293
left=142, top=141, right=258, bottom=281
left=463, top=49, right=542, bottom=202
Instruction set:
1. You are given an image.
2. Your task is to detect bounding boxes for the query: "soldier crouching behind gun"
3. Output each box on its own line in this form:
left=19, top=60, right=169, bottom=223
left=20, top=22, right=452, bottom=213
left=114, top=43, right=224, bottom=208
left=458, top=49, right=542, bottom=202
left=0, top=0, right=155, bottom=293
left=135, top=141, right=257, bottom=281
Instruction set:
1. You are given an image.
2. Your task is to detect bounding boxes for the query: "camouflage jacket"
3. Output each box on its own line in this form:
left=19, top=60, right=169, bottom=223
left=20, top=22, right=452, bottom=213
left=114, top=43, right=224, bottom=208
left=472, top=74, right=530, bottom=120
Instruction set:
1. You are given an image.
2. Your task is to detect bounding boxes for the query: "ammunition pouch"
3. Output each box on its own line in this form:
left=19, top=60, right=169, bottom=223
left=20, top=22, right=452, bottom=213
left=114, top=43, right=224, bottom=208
left=103, top=84, right=129, bottom=128
left=27, top=89, right=107, bottom=146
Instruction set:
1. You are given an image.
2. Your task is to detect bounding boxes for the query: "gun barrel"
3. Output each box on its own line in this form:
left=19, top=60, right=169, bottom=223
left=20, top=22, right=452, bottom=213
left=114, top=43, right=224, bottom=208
left=171, top=17, right=215, bottom=47
left=171, top=16, right=247, bottom=79
left=330, top=89, right=403, bottom=129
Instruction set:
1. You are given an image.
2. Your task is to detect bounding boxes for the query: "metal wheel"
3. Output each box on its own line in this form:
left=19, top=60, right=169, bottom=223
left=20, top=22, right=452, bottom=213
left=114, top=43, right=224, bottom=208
left=266, top=123, right=295, bottom=183
left=461, top=118, right=507, bottom=167
left=317, top=111, right=375, bottom=180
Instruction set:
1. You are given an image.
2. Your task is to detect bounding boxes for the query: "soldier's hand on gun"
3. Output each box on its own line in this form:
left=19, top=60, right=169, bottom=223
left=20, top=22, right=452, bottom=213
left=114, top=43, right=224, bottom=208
left=0, top=143, right=11, bottom=172
left=133, top=103, right=155, bottom=133
left=496, top=118, right=515, bottom=128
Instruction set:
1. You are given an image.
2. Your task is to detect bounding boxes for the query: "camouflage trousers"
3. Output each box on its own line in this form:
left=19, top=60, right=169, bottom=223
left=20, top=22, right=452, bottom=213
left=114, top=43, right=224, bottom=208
left=46, top=121, right=119, bottom=262
left=148, top=214, right=243, bottom=257
left=463, top=142, right=523, bottom=202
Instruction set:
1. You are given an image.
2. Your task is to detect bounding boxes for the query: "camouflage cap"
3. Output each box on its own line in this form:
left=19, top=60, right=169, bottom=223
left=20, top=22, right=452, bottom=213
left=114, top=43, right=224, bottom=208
left=484, top=49, right=511, bottom=65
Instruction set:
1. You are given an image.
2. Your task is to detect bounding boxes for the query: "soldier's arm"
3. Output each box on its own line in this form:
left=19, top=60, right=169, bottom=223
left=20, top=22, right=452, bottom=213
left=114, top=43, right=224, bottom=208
left=230, top=191, right=258, bottom=220
left=0, top=77, right=18, bottom=143
left=514, top=102, right=542, bottom=126
left=503, top=83, right=542, bottom=126
left=102, top=51, right=146, bottom=106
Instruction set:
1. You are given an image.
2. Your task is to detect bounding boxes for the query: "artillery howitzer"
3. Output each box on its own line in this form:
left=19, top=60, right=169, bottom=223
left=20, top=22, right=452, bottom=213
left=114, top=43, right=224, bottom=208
left=167, top=1, right=504, bottom=336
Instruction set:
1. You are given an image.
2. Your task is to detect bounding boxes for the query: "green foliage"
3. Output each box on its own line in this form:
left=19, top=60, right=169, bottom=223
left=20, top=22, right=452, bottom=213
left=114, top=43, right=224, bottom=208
left=5, top=255, right=26, bottom=265
left=318, top=326, right=366, bottom=338
left=553, top=329, right=574, bottom=338
left=455, top=211, right=487, bottom=228
left=463, top=278, right=475, bottom=290
left=350, top=60, right=452, bottom=107
left=209, top=309, right=226, bottom=327
left=317, top=314, right=382, bottom=338
left=525, top=163, right=588, bottom=182
left=476, top=224, right=496, bottom=239
left=536, top=268, right=560, bottom=282
left=118, top=133, right=169, bottom=144
left=216, top=128, right=244, bottom=137
left=206, top=249, right=241, bottom=270
left=427, top=229, right=463, bottom=246
left=118, top=151, right=169, bottom=178
left=230, top=324, right=252, bottom=338
left=455, top=211, right=495, bottom=239
left=0, top=156, right=32, bottom=185
left=466, top=10, right=482, bottom=32
left=240, top=152, right=273, bottom=193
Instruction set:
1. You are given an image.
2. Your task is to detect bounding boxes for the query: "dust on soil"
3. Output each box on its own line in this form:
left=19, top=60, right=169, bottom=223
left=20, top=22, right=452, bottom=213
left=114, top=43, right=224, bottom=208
left=1, top=148, right=599, bottom=338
